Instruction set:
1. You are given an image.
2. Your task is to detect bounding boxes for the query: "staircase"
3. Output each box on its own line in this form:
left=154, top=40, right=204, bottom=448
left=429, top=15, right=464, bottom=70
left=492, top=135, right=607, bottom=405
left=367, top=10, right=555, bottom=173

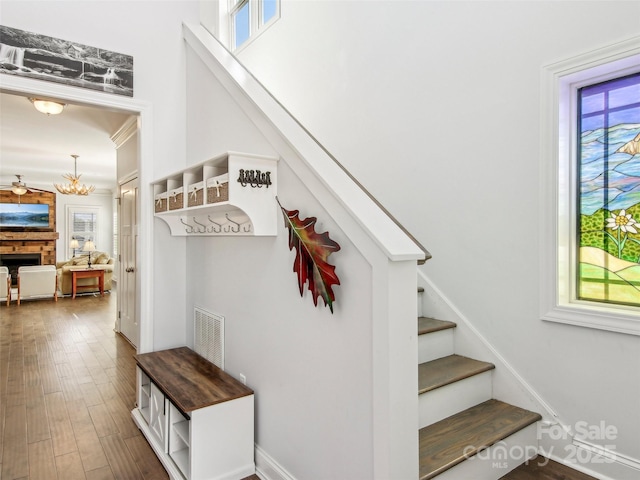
left=417, top=292, right=542, bottom=479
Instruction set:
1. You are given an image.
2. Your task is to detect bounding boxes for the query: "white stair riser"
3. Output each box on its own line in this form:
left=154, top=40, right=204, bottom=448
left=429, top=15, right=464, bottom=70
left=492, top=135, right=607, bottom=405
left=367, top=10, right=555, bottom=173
left=418, top=291, right=423, bottom=318
left=418, top=329, right=454, bottom=364
left=432, top=423, right=539, bottom=480
left=419, top=372, right=493, bottom=428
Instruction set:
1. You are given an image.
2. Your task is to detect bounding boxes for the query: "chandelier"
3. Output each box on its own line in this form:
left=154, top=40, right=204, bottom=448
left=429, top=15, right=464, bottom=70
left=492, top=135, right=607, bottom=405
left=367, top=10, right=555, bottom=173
left=54, top=154, right=95, bottom=195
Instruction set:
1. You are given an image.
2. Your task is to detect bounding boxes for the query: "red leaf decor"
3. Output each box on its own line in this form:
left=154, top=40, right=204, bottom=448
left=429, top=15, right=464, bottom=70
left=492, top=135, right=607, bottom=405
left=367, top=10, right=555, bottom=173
left=277, top=198, right=341, bottom=313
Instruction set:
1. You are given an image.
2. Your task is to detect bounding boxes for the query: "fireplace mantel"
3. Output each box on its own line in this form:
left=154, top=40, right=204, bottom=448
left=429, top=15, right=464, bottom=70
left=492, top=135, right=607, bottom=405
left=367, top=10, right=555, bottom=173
left=0, top=231, right=59, bottom=266
left=0, top=232, right=59, bottom=241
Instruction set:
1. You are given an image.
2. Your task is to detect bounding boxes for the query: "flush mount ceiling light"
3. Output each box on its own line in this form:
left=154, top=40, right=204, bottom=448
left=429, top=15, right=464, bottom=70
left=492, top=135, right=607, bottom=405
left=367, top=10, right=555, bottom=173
left=29, top=97, right=66, bottom=115
left=54, top=154, right=95, bottom=195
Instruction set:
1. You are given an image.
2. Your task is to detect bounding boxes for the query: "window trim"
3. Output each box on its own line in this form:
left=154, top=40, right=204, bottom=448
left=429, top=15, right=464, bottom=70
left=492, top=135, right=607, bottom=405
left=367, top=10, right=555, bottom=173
left=229, top=0, right=280, bottom=53
left=66, top=205, right=100, bottom=260
left=540, top=36, right=640, bottom=335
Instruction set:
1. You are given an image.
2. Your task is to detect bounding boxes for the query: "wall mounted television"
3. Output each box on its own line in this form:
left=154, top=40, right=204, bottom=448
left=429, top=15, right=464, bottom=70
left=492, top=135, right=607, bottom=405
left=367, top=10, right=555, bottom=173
left=0, top=202, right=50, bottom=228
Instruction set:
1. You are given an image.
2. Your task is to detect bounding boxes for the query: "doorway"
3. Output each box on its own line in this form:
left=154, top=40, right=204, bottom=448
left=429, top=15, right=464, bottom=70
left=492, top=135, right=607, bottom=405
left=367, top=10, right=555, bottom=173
left=0, top=74, right=153, bottom=353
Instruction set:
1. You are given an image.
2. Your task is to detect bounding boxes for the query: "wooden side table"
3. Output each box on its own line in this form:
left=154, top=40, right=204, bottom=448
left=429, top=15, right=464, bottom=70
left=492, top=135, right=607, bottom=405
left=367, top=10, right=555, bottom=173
left=70, top=267, right=105, bottom=299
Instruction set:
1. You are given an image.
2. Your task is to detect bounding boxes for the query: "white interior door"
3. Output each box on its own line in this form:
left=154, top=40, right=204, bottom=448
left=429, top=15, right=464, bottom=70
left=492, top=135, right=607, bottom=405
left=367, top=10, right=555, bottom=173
left=119, top=177, right=138, bottom=347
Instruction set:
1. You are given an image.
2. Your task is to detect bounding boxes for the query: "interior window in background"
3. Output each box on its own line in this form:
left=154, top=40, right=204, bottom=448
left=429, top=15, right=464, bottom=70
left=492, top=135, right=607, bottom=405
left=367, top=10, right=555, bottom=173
left=68, top=207, right=98, bottom=258
left=578, top=73, right=640, bottom=306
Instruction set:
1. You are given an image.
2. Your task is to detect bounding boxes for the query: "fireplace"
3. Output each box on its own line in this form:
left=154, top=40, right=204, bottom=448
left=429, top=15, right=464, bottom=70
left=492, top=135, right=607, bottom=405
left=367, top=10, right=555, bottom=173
left=0, top=253, right=42, bottom=286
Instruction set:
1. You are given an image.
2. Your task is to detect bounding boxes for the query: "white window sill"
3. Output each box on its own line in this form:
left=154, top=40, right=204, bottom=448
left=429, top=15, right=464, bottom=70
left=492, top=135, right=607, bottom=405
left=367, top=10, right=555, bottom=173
left=542, top=303, right=640, bottom=336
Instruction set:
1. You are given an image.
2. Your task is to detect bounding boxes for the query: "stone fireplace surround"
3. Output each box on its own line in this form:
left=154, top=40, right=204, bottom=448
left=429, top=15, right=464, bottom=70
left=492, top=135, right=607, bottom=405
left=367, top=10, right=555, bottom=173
left=0, top=231, right=59, bottom=286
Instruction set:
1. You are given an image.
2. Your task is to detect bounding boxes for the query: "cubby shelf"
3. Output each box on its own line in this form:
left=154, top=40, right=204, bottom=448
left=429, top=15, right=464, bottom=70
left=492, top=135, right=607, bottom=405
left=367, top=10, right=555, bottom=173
left=153, top=152, right=278, bottom=236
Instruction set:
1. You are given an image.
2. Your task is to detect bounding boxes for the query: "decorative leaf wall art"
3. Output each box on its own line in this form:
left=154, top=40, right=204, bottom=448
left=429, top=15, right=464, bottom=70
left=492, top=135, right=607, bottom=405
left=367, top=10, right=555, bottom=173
left=277, top=198, right=341, bottom=313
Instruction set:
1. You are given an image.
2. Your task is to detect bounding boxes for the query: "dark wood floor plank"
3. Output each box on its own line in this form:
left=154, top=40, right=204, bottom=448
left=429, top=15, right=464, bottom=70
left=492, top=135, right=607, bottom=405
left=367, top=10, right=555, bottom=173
left=100, top=433, right=144, bottom=480
left=81, top=381, right=106, bottom=407
left=500, top=455, right=598, bottom=480
left=0, top=392, right=5, bottom=465
left=55, top=451, right=88, bottom=480
left=70, top=406, right=110, bottom=472
left=85, top=465, right=116, bottom=480
left=45, top=390, right=78, bottom=457
left=26, top=386, right=51, bottom=444
left=2, top=404, right=29, bottom=479
left=89, top=403, right=120, bottom=438
left=28, top=439, right=57, bottom=480
left=40, top=362, right=63, bottom=394
left=123, top=434, right=169, bottom=480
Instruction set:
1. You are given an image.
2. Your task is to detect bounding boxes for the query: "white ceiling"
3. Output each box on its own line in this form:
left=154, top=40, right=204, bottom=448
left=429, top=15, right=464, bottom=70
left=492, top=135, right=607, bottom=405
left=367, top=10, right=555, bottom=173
left=0, top=91, right=134, bottom=193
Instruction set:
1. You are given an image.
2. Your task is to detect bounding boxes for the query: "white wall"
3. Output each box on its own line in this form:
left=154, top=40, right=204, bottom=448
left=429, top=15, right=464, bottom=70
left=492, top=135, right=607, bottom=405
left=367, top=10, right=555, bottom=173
left=184, top=49, right=377, bottom=479
left=232, top=0, right=640, bottom=473
left=0, top=0, right=200, bottom=352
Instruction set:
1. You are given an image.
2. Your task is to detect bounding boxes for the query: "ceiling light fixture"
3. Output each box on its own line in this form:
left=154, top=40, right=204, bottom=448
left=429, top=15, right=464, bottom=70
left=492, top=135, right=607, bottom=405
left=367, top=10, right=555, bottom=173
left=29, top=97, right=66, bottom=115
left=11, top=174, right=28, bottom=195
left=11, top=184, right=27, bottom=196
left=54, top=154, right=95, bottom=195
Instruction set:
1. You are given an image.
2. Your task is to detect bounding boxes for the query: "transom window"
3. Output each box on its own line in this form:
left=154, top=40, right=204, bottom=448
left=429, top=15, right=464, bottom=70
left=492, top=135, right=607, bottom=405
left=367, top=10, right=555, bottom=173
left=578, top=73, right=640, bottom=307
left=230, top=0, right=280, bottom=51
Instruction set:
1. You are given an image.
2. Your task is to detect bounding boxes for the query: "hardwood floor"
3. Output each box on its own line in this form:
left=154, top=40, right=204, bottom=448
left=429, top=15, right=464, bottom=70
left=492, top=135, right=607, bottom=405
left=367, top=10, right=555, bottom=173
left=0, top=292, right=169, bottom=480
left=500, top=455, right=598, bottom=480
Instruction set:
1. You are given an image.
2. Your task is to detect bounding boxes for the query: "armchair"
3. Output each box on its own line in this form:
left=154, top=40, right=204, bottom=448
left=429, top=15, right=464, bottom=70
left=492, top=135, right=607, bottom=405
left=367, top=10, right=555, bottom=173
left=0, top=266, right=10, bottom=306
left=18, top=265, right=58, bottom=305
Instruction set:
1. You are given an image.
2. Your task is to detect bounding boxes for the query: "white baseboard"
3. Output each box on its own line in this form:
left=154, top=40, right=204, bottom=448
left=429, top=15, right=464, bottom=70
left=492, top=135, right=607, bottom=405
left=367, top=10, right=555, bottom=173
left=255, top=444, right=297, bottom=480
left=541, top=439, right=640, bottom=480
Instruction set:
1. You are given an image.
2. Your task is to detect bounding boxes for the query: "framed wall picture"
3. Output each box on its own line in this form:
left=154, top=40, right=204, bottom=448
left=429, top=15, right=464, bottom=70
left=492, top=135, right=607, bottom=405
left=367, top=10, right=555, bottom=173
left=0, top=25, right=133, bottom=96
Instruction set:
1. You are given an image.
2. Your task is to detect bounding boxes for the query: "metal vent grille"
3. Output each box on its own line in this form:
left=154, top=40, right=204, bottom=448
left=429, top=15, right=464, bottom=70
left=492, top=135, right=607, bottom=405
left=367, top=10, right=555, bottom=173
left=194, top=307, right=224, bottom=370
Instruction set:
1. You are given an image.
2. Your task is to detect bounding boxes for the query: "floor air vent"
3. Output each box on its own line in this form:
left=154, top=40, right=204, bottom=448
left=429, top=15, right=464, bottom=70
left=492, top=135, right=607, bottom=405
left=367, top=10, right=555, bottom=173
left=194, top=307, right=224, bottom=370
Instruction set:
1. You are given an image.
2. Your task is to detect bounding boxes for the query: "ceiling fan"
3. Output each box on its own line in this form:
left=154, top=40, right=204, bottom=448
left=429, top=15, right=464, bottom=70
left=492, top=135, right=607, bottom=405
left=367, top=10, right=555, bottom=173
left=0, top=175, right=51, bottom=202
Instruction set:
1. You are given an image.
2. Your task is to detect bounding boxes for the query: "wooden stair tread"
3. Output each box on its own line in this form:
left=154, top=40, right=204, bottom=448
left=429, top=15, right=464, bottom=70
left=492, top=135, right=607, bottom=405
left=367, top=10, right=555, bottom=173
left=499, top=455, right=598, bottom=480
left=418, top=317, right=456, bottom=335
left=419, top=399, right=542, bottom=480
left=419, top=354, right=494, bottom=394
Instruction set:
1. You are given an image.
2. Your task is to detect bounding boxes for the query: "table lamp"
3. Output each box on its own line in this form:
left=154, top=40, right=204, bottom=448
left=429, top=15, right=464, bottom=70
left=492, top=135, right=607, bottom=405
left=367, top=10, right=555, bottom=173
left=70, top=238, right=79, bottom=258
left=83, top=240, right=96, bottom=269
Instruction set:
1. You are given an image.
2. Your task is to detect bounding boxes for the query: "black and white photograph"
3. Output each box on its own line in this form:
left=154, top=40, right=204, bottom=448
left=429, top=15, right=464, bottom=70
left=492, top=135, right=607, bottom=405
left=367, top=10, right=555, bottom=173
left=0, top=25, right=133, bottom=96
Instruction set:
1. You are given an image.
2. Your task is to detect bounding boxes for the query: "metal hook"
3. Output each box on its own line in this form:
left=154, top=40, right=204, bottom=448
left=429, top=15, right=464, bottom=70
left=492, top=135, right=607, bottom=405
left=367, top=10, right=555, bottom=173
left=225, top=213, right=241, bottom=233
left=243, top=222, right=252, bottom=232
left=193, top=217, right=207, bottom=233
left=179, top=218, right=194, bottom=234
left=207, top=215, right=222, bottom=233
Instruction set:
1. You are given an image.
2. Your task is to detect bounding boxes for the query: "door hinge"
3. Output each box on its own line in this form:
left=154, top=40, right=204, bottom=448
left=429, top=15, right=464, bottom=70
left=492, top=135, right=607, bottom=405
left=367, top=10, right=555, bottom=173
left=118, top=311, right=121, bottom=319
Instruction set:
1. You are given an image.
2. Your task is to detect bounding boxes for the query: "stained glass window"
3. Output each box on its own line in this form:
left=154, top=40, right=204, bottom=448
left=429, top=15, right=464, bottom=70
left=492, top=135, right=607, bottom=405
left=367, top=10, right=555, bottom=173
left=578, top=72, right=640, bottom=306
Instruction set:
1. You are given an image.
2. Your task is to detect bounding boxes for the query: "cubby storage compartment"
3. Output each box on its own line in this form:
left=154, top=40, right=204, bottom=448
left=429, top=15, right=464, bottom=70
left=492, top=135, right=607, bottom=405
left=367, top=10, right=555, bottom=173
left=154, top=192, right=168, bottom=213
left=152, top=152, right=278, bottom=236
left=169, top=403, right=191, bottom=479
left=137, top=368, right=151, bottom=424
left=131, top=347, right=255, bottom=480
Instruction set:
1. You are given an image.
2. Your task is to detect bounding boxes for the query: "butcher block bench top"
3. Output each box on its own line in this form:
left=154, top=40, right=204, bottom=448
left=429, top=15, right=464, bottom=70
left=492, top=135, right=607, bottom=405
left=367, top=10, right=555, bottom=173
left=135, top=346, right=253, bottom=415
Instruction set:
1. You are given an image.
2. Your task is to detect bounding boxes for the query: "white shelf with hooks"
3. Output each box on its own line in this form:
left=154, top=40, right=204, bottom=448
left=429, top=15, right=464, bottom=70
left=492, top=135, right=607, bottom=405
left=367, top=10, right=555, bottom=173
left=153, top=152, right=278, bottom=236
